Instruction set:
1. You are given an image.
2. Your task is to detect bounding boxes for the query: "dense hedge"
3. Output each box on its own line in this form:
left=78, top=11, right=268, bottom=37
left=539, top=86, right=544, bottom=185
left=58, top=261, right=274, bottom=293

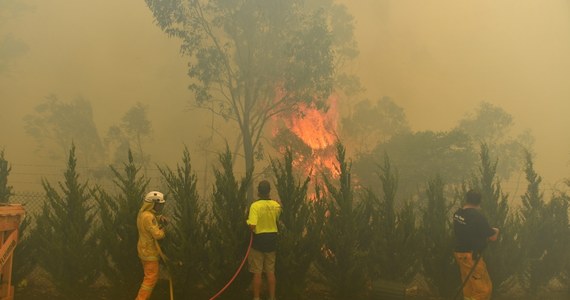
left=3, top=143, right=569, bottom=299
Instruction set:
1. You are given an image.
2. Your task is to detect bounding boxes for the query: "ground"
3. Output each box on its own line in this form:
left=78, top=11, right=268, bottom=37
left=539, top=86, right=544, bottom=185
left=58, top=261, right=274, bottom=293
left=12, top=280, right=570, bottom=299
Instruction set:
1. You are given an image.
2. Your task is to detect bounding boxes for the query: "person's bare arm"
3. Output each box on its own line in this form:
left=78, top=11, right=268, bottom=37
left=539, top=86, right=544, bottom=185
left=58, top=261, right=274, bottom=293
left=488, top=227, right=499, bottom=241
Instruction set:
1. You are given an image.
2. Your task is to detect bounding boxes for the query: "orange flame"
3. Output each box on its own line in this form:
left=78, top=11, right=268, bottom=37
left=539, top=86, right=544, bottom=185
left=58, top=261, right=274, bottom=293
left=273, top=95, right=339, bottom=178
left=285, top=97, right=338, bottom=150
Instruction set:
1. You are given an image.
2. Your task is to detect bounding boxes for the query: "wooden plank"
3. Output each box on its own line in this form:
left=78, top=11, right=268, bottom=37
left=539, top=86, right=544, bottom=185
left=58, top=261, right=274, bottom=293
left=0, top=231, right=17, bottom=271
left=0, top=220, right=20, bottom=233
left=0, top=205, right=25, bottom=218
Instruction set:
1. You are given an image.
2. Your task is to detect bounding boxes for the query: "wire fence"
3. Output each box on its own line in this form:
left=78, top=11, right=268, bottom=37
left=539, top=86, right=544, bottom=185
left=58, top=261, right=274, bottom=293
left=11, top=191, right=44, bottom=219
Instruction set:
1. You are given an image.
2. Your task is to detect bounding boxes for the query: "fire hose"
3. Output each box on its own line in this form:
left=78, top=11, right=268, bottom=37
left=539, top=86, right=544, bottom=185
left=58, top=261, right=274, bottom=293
left=209, top=231, right=254, bottom=300
left=156, top=219, right=252, bottom=300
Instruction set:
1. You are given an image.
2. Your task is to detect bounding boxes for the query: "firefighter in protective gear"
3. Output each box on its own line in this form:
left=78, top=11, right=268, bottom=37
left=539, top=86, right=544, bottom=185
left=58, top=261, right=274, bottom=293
left=453, top=190, right=499, bottom=300
left=135, top=191, right=167, bottom=300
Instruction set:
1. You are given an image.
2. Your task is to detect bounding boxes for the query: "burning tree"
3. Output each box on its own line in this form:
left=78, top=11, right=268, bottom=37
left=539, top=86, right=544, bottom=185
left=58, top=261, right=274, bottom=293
left=144, top=0, right=357, bottom=197
left=272, top=96, right=340, bottom=179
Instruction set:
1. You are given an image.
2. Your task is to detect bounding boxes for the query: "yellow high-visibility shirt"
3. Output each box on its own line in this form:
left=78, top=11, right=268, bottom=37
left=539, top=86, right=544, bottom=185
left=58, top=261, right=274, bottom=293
left=247, top=199, right=281, bottom=234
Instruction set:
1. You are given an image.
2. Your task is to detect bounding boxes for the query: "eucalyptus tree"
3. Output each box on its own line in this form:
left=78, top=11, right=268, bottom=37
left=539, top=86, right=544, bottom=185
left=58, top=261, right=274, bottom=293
left=105, top=102, right=153, bottom=170
left=456, top=101, right=533, bottom=179
left=24, top=95, right=106, bottom=173
left=144, top=0, right=357, bottom=197
left=354, top=130, right=477, bottom=197
left=342, top=97, right=411, bottom=154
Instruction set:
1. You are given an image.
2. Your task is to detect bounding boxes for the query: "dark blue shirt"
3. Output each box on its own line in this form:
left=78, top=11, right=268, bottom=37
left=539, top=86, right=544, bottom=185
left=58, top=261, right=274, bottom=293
left=453, top=207, right=495, bottom=253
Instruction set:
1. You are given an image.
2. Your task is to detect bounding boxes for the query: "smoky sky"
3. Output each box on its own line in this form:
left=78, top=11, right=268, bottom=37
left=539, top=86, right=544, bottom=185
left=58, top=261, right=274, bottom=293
left=346, top=0, right=570, bottom=190
left=1, top=0, right=570, bottom=193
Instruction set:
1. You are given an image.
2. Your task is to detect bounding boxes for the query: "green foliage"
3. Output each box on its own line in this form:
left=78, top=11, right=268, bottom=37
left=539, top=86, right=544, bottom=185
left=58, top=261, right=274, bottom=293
left=456, top=102, right=533, bottom=179
left=518, top=150, right=545, bottom=295
left=472, top=143, right=521, bottom=295
left=354, top=130, right=477, bottom=196
left=272, top=148, right=326, bottom=299
left=316, top=142, right=369, bottom=299
left=23, top=96, right=106, bottom=175
left=203, top=147, right=252, bottom=299
left=458, top=102, right=513, bottom=142
left=105, top=102, right=152, bottom=169
left=32, top=144, right=100, bottom=299
left=342, top=97, right=411, bottom=153
left=94, top=149, right=149, bottom=299
left=540, top=193, right=570, bottom=289
left=158, top=146, right=209, bottom=299
left=419, top=175, right=459, bottom=298
left=145, top=0, right=354, bottom=196
left=0, top=150, right=13, bottom=203
left=366, top=154, right=418, bottom=283
left=519, top=151, right=569, bottom=296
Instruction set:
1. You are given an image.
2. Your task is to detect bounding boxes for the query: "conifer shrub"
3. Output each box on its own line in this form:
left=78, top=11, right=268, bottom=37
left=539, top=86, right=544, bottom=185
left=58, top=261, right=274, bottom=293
left=94, top=149, right=149, bottom=299
left=202, top=147, right=252, bottom=299
left=159, top=146, right=209, bottom=299
left=316, top=142, right=370, bottom=299
left=32, top=144, right=100, bottom=299
left=366, top=154, right=419, bottom=283
left=272, top=148, right=326, bottom=299
left=419, top=175, right=459, bottom=298
left=473, top=143, right=521, bottom=295
left=519, top=151, right=569, bottom=295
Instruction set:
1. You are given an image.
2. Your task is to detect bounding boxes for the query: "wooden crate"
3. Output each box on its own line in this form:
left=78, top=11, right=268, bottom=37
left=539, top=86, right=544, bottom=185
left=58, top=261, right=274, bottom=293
left=0, top=204, right=25, bottom=300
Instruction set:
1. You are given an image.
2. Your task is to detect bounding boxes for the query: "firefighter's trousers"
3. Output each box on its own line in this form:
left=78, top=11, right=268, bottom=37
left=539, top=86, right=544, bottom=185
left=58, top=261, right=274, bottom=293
left=454, top=252, right=492, bottom=300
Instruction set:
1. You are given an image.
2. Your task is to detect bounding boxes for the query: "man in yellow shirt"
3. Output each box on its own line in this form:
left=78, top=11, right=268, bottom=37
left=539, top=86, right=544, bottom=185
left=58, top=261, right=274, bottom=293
left=247, top=180, right=281, bottom=300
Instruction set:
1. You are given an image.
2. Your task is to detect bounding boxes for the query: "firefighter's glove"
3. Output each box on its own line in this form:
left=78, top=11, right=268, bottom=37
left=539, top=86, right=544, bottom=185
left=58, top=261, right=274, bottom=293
left=157, top=215, right=169, bottom=228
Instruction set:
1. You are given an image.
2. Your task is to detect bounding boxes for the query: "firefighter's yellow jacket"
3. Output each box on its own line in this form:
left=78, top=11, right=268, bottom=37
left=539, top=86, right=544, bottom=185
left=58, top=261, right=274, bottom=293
left=136, top=201, right=165, bottom=261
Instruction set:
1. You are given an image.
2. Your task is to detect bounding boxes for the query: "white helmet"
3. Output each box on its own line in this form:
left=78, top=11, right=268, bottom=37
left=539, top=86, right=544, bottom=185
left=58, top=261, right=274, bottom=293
left=144, top=191, right=165, bottom=203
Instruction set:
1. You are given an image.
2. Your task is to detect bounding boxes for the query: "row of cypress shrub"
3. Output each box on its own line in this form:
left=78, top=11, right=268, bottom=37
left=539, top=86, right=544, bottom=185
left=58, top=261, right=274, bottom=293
left=1, top=143, right=568, bottom=299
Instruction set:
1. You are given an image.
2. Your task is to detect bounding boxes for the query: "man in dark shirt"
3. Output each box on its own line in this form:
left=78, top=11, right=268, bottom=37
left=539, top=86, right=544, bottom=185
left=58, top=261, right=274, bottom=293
left=453, top=190, right=499, bottom=300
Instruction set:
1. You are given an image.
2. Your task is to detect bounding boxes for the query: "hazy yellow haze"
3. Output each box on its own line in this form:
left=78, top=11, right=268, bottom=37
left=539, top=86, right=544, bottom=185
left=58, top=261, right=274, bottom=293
left=1, top=0, right=569, bottom=196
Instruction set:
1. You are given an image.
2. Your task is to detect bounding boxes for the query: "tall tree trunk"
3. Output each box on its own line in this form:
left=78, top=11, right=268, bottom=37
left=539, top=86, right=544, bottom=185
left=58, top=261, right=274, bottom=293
left=242, top=119, right=255, bottom=201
